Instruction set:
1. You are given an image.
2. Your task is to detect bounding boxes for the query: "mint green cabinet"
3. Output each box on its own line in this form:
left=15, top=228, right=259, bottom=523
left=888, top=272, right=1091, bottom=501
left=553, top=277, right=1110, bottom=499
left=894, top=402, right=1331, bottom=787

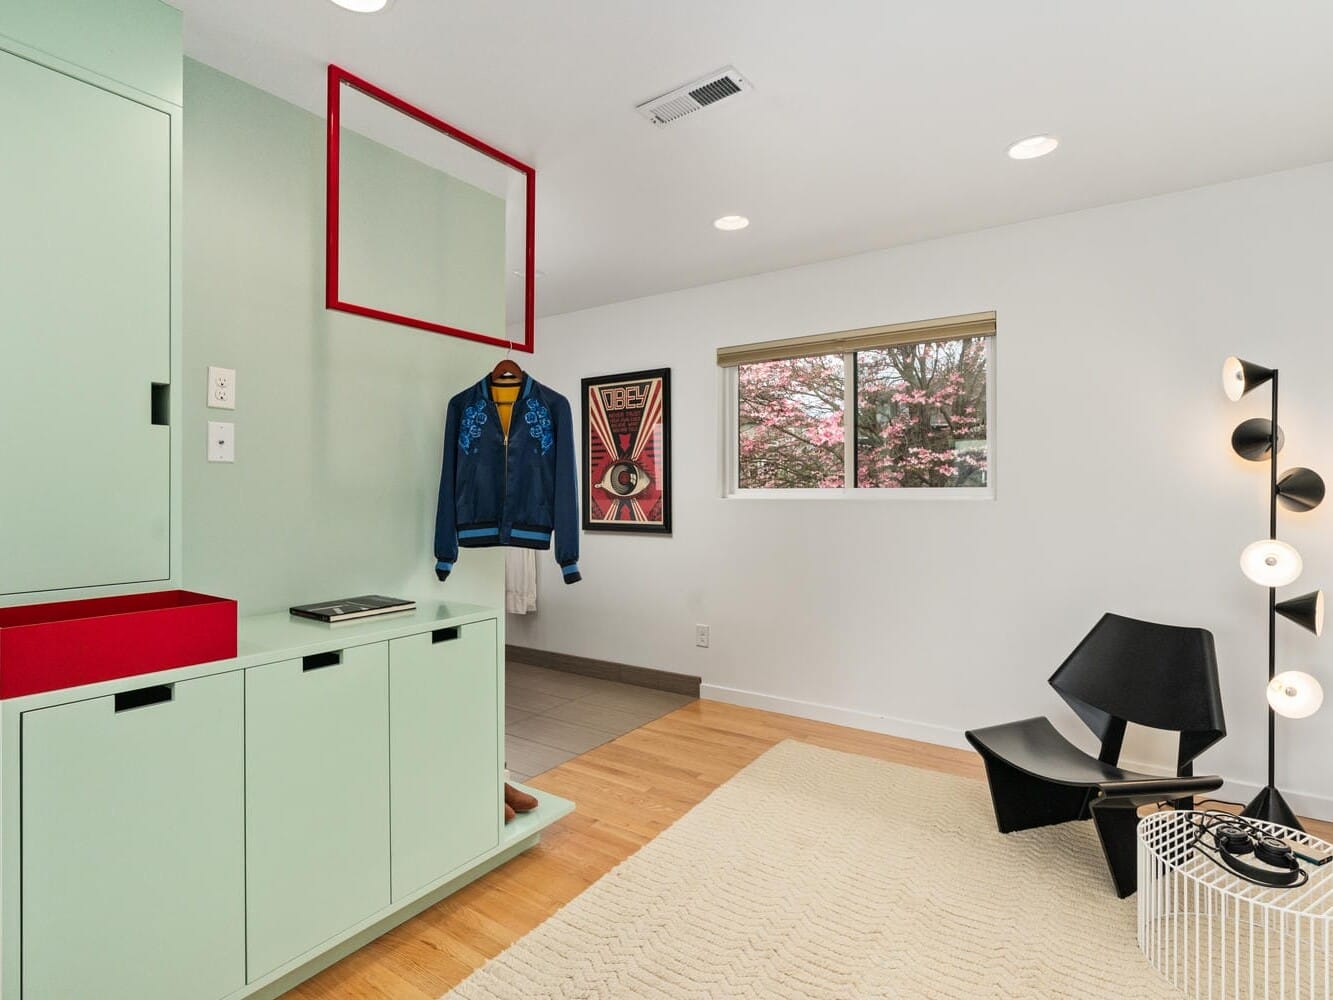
left=5, top=608, right=535, bottom=1000
left=21, top=672, right=245, bottom=1000
left=0, top=45, right=173, bottom=597
left=389, top=621, right=501, bottom=900
left=244, top=644, right=391, bottom=981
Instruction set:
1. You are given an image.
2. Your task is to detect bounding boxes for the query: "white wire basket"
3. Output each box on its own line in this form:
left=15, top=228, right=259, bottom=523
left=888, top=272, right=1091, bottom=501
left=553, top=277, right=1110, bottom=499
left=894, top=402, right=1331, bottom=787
left=1138, top=810, right=1333, bottom=999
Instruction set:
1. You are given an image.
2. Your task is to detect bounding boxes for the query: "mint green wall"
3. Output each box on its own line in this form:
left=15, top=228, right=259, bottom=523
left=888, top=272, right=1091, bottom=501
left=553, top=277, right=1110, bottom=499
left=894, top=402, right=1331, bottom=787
left=340, top=128, right=506, bottom=340
left=183, top=60, right=503, bottom=614
left=0, top=0, right=182, bottom=106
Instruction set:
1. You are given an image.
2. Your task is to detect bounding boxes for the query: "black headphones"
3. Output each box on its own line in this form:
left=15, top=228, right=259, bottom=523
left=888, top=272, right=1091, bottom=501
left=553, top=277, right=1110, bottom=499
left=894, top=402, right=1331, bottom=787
left=1188, top=812, right=1321, bottom=889
left=1212, top=823, right=1302, bottom=887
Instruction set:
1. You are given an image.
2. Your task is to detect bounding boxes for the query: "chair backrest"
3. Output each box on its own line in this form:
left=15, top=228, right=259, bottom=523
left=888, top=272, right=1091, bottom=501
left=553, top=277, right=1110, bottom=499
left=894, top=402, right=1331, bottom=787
left=1048, top=612, right=1226, bottom=770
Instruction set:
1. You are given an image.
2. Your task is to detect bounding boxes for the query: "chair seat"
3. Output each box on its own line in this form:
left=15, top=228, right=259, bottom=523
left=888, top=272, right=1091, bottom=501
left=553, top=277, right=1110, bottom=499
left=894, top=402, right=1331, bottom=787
left=965, top=716, right=1219, bottom=797
left=965, top=614, right=1226, bottom=896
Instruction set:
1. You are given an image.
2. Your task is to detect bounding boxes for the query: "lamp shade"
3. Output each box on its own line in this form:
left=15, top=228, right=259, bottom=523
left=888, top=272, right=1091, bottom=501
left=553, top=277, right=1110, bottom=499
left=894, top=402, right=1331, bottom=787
left=1275, top=590, right=1324, bottom=635
left=1231, top=418, right=1284, bottom=462
left=1277, top=467, right=1325, bottom=512
left=1240, top=539, right=1302, bottom=587
left=1222, top=356, right=1276, bottom=402
left=1266, top=670, right=1324, bottom=719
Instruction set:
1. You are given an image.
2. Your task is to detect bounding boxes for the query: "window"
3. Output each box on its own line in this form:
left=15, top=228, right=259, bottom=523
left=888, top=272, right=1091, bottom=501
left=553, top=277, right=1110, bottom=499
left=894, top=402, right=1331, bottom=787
left=720, top=312, right=995, bottom=497
left=737, top=354, right=845, bottom=489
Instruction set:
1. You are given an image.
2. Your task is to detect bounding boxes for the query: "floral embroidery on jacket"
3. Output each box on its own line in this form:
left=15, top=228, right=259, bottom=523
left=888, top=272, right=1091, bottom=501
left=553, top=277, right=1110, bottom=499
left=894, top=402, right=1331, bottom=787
left=459, top=403, right=488, bottom=455
left=524, top=398, right=554, bottom=454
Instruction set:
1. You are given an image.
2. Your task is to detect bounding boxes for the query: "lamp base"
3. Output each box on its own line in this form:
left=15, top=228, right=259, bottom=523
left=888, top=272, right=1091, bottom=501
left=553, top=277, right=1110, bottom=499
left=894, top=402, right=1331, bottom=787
left=1241, top=784, right=1305, bottom=832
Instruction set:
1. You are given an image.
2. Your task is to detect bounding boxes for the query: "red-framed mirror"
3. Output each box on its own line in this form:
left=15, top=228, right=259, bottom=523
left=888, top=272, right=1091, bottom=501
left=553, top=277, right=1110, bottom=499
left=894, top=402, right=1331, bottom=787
left=326, top=65, right=535, bottom=352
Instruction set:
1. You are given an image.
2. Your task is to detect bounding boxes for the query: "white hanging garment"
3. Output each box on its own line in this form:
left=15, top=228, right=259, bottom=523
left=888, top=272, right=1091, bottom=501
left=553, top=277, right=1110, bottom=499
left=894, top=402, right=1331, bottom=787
left=505, top=547, right=537, bottom=614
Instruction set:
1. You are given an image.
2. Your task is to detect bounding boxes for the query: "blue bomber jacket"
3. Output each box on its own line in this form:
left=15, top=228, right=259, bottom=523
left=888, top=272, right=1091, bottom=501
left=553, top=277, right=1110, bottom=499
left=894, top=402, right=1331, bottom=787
left=434, top=375, right=582, bottom=584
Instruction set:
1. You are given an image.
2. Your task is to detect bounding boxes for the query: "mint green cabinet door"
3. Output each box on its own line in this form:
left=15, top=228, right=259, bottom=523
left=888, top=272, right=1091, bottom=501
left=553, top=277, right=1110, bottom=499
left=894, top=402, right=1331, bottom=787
left=389, top=620, right=500, bottom=901
left=245, top=645, right=391, bottom=980
left=21, top=672, right=245, bottom=1000
left=0, top=47, right=171, bottom=596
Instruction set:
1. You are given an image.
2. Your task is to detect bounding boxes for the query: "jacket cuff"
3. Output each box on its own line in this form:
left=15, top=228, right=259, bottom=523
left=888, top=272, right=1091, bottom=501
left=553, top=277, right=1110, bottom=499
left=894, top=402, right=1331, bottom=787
left=560, top=561, right=582, bottom=584
left=435, top=559, right=453, bottom=582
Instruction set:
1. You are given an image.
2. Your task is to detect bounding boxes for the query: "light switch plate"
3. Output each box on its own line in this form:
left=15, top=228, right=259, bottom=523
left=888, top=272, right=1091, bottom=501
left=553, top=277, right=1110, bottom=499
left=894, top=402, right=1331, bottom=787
left=207, top=421, right=235, bottom=463
left=207, top=366, right=236, bottom=409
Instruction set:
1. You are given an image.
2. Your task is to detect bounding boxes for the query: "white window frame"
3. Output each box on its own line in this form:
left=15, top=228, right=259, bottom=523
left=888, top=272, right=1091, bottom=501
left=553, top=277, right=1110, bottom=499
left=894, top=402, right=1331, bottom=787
left=720, top=338, right=996, bottom=500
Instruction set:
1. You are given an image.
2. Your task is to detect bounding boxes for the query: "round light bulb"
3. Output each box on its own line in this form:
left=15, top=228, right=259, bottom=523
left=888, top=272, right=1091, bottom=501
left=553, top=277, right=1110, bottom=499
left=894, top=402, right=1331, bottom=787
left=714, top=215, right=750, bottom=231
left=1007, top=134, right=1059, bottom=160
left=1240, top=539, right=1302, bottom=587
left=1222, top=356, right=1247, bottom=402
left=1267, top=671, right=1324, bottom=719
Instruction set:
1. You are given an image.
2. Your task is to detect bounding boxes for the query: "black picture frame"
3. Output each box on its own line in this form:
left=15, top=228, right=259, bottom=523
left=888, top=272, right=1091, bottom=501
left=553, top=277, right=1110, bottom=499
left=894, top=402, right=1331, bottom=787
left=580, top=368, right=672, bottom=534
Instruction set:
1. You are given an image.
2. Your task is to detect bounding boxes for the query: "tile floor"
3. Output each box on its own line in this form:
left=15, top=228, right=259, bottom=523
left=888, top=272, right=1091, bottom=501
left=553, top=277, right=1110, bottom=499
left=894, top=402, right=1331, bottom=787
left=505, top=659, right=696, bottom=781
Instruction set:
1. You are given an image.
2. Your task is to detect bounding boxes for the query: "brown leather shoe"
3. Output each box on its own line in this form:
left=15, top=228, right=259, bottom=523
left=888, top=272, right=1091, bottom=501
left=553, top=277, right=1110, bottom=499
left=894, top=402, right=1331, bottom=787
left=504, top=802, right=516, bottom=823
left=504, top=782, right=538, bottom=813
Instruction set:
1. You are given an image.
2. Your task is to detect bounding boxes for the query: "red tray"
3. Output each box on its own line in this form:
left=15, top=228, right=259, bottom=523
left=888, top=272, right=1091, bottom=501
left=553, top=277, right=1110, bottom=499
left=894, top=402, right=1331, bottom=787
left=0, top=590, right=237, bottom=699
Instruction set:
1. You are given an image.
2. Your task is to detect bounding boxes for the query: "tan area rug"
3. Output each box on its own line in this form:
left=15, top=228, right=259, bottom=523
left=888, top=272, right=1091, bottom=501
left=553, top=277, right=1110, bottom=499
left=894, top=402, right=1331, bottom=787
left=446, top=740, right=1177, bottom=999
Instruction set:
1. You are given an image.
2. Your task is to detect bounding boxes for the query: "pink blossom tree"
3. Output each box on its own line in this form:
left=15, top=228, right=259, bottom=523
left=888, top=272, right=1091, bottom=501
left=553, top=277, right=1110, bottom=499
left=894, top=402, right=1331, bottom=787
left=738, top=354, right=845, bottom=488
left=737, top=338, right=987, bottom=489
left=856, top=339, right=988, bottom=487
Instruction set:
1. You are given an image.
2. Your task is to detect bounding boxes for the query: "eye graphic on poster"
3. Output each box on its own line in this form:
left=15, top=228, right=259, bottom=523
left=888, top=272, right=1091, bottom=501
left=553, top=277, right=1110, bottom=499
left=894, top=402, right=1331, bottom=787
left=581, top=369, right=672, bottom=533
left=597, top=460, right=652, bottom=498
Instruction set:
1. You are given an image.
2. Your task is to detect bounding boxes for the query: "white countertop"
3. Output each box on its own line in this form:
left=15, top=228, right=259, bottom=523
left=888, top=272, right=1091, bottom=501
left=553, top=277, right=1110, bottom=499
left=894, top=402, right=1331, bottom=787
left=234, top=601, right=497, bottom=667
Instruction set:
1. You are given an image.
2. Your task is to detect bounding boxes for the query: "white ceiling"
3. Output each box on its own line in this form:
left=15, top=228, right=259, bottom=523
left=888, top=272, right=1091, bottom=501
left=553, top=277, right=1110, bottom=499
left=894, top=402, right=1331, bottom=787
left=177, top=0, right=1333, bottom=318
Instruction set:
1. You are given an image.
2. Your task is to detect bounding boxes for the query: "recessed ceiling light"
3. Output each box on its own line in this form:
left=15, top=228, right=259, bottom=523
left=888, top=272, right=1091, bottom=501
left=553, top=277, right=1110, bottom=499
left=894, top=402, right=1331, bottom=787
left=1007, top=134, right=1059, bottom=160
left=714, top=215, right=750, bottom=231
left=329, top=0, right=392, bottom=12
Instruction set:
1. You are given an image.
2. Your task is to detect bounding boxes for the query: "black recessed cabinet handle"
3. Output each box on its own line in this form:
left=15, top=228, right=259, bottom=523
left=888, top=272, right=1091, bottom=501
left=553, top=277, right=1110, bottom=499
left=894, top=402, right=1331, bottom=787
left=303, top=650, right=342, bottom=671
left=150, top=382, right=170, bottom=426
left=432, top=627, right=460, bottom=644
left=115, top=684, right=174, bottom=712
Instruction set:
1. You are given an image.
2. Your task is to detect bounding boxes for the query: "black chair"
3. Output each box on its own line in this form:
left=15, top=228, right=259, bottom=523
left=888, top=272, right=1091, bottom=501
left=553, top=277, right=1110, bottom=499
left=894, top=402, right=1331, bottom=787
left=965, top=613, right=1226, bottom=897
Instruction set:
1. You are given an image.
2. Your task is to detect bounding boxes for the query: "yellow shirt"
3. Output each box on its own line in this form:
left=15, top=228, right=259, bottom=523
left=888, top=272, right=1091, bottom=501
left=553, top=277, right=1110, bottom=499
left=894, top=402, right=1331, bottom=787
left=490, top=382, right=521, bottom=438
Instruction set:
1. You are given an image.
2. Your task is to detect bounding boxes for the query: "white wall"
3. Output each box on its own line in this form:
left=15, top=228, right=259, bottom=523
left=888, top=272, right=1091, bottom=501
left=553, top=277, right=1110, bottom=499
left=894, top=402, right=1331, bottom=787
left=511, top=161, right=1333, bottom=819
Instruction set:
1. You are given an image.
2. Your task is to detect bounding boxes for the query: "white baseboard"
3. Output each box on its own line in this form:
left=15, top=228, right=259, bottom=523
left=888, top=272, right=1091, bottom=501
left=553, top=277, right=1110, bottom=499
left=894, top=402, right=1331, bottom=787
left=700, top=684, right=1333, bottom=823
left=700, top=683, right=970, bottom=751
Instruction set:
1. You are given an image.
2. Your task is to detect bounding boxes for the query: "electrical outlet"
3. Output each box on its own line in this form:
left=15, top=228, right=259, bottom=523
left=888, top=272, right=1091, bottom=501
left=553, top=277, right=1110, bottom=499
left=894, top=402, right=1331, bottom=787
left=695, top=624, right=710, bottom=648
left=207, top=421, right=235, bottom=463
left=207, top=366, right=236, bottom=410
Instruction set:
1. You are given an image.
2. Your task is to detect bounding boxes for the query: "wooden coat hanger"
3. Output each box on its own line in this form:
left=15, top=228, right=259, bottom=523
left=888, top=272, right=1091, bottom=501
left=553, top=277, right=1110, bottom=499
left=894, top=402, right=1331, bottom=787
left=490, top=344, right=524, bottom=385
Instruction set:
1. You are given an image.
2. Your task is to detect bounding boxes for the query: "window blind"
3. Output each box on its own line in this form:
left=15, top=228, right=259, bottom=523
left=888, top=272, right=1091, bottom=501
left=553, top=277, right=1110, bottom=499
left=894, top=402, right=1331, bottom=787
left=716, top=310, right=996, bottom=368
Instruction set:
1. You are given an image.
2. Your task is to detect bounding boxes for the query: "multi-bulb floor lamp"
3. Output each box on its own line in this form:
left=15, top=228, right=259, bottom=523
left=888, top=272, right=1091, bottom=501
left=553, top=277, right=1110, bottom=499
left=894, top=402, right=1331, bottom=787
left=1223, top=357, right=1326, bottom=832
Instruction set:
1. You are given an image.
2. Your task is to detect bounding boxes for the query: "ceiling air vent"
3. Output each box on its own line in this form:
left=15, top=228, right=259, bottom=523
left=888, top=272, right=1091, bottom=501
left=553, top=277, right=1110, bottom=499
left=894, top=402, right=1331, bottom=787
left=636, top=67, right=751, bottom=127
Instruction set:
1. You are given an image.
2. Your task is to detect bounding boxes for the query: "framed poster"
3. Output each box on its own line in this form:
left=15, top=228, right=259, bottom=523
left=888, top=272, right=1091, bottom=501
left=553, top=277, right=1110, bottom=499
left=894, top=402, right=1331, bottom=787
left=581, top=369, right=672, bottom=533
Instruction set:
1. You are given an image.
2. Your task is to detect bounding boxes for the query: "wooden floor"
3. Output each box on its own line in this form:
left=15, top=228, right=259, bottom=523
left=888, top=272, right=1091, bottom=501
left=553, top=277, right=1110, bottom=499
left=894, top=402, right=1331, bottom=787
left=285, top=699, right=1332, bottom=999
